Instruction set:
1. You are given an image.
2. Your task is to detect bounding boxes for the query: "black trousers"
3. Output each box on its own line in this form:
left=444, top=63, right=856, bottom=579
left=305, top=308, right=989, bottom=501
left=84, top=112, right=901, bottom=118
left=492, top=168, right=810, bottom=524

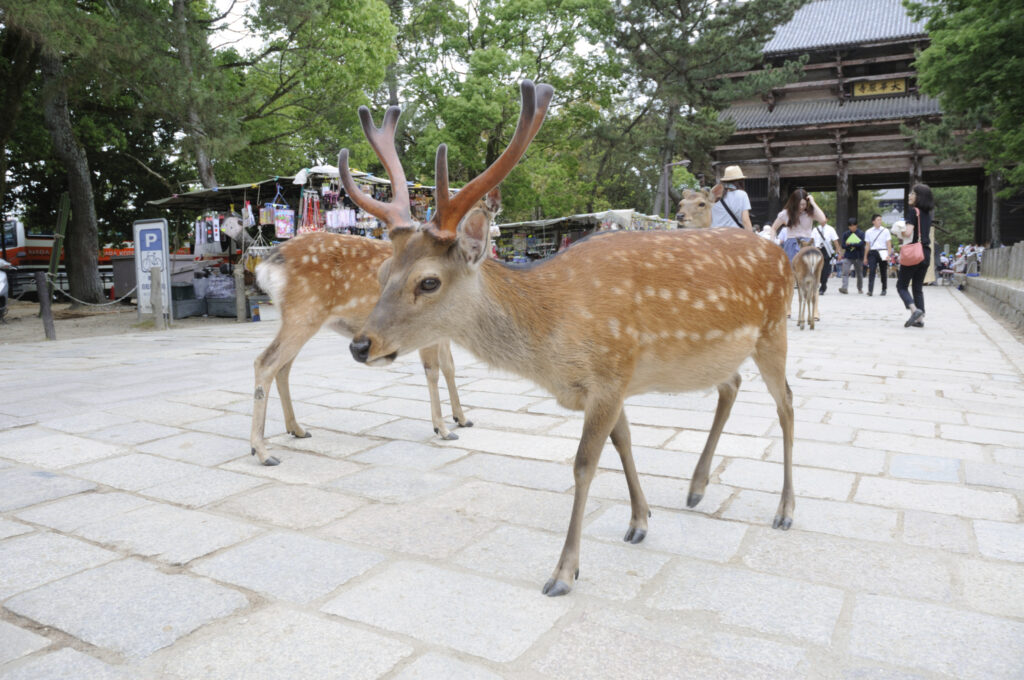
left=897, top=246, right=931, bottom=312
left=818, top=247, right=832, bottom=291
left=867, top=250, right=888, bottom=293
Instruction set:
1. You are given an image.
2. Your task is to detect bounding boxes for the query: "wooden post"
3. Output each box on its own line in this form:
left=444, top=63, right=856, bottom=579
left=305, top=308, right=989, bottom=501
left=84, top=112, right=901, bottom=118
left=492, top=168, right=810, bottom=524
left=35, top=271, right=56, bottom=340
left=234, top=264, right=246, bottom=322
left=150, top=265, right=165, bottom=330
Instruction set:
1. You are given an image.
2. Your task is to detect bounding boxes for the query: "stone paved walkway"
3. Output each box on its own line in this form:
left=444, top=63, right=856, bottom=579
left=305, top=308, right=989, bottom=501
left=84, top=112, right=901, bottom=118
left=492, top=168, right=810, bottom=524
left=1, top=284, right=1022, bottom=679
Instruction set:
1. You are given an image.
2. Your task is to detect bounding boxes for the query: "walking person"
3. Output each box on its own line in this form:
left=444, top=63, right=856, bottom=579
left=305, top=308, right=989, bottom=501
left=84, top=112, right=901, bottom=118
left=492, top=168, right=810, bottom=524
left=770, top=189, right=828, bottom=261
left=895, top=183, right=934, bottom=327
left=812, top=222, right=840, bottom=294
left=863, top=213, right=892, bottom=296
left=839, top=217, right=866, bottom=294
left=710, top=165, right=753, bottom=231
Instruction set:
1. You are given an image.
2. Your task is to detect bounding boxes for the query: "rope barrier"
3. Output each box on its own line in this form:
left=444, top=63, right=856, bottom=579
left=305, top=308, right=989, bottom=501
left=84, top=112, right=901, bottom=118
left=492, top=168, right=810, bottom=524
left=43, top=273, right=137, bottom=307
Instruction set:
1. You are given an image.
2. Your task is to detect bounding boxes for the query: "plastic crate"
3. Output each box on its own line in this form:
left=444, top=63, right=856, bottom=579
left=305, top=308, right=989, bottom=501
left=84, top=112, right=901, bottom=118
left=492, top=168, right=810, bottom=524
left=171, top=282, right=196, bottom=301
left=172, top=298, right=206, bottom=319
left=206, top=297, right=249, bottom=318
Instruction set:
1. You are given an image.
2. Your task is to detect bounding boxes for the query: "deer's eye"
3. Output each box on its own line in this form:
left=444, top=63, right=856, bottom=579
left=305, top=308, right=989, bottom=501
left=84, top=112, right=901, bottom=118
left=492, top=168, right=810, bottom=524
left=418, top=277, right=441, bottom=293
left=698, top=202, right=706, bottom=208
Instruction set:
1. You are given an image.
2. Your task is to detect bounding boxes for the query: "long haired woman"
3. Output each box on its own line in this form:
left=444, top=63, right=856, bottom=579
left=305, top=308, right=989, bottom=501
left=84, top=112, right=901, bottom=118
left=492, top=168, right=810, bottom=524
left=895, top=183, right=934, bottom=327
left=771, top=189, right=828, bottom=261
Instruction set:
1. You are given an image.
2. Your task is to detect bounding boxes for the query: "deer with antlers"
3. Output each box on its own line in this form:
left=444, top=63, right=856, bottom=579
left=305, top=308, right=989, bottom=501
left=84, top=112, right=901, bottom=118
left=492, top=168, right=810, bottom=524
left=342, top=81, right=796, bottom=596
left=248, top=154, right=500, bottom=465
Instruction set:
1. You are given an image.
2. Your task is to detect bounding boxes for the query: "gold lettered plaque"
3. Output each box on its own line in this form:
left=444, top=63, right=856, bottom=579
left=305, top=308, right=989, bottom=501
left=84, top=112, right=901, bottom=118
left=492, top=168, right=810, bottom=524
left=853, top=79, right=907, bottom=97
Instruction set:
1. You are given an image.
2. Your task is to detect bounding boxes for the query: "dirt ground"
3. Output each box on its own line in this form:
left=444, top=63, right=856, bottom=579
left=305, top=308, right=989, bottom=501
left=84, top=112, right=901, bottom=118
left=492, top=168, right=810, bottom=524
left=0, top=299, right=241, bottom=344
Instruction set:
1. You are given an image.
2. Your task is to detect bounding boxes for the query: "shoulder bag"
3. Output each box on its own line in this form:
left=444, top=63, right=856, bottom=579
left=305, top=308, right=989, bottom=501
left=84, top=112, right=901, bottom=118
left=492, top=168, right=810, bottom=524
left=899, top=208, right=925, bottom=266
left=718, top=189, right=745, bottom=228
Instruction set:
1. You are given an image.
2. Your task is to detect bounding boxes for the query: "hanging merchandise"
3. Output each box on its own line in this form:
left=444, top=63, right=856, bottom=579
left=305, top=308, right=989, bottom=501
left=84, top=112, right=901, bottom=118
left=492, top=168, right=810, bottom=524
left=275, top=208, right=295, bottom=238
left=243, top=200, right=256, bottom=228
left=297, top=188, right=323, bottom=234
left=259, top=204, right=275, bottom=225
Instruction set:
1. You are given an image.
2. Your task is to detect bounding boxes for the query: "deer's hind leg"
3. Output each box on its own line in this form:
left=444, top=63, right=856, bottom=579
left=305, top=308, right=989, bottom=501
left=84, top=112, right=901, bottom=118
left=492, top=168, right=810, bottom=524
left=610, top=408, right=650, bottom=544
left=753, top=327, right=795, bottom=529
left=687, top=372, right=741, bottom=508
left=439, top=340, right=472, bottom=429
left=250, top=321, right=320, bottom=466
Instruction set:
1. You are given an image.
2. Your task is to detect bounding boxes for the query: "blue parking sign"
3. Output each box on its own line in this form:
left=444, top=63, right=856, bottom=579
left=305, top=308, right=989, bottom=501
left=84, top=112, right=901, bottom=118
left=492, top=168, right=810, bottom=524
left=133, top=218, right=171, bottom=318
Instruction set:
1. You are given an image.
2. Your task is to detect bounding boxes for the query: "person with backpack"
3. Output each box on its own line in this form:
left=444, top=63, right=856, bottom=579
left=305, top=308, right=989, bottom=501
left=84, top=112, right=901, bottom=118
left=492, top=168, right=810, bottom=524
left=839, top=217, right=866, bottom=294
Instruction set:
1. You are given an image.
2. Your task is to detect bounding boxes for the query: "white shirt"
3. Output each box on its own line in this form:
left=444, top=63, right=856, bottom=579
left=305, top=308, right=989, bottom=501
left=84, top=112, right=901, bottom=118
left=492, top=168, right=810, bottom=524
left=864, top=225, right=891, bottom=252
left=811, top=224, right=838, bottom=255
left=711, top=185, right=751, bottom=228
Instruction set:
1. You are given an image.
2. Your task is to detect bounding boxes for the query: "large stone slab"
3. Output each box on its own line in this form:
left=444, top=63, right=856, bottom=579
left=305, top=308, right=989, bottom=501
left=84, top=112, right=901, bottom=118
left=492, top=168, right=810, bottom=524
left=901, top=510, right=973, bottom=554
left=191, top=531, right=383, bottom=604
left=721, top=490, right=898, bottom=542
left=73, top=503, right=260, bottom=565
left=740, top=528, right=953, bottom=602
left=424, top=480, right=576, bottom=531
left=584, top=505, right=748, bottom=563
left=453, top=525, right=670, bottom=601
left=958, top=558, right=1024, bottom=619
left=212, top=484, right=364, bottom=529
left=327, top=466, right=457, bottom=503
left=0, top=648, right=129, bottom=680
left=322, top=561, right=569, bottom=662
left=0, top=517, right=33, bottom=540
left=136, top=431, right=249, bottom=466
left=718, top=458, right=854, bottom=501
left=646, top=559, right=844, bottom=645
left=14, top=491, right=150, bottom=532
left=0, top=433, right=126, bottom=469
left=322, top=503, right=495, bottom=559
left=0, top=532, right=118, bottom=599
left=68, top=453, right=201, bottom=490
left=350, top=439, right=468, bottom=470
left=391, top=653, right=503, bottom=680
left=848, top=594, right=1024, bottom=679
left=221, top=451, right=360, bottom=485
left=139, top=466, right=266, bottom=507
left=0, top=619, right=50, bottom=665
left=442, top=453, right=574, bottom=492
left=5, top=559, right=247, bottom=661
left=154, top=606, right=411, bottom=680
left=973, top=519, right=1024, bottom=562
left=855, top=477, right=1019, bottom=520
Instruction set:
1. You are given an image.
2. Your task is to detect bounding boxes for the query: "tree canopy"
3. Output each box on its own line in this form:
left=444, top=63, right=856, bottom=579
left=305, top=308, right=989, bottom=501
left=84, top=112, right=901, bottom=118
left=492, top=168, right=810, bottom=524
left=2, top=0, right=813, bottom=293
left=905, top=0, right=1024, bottom=195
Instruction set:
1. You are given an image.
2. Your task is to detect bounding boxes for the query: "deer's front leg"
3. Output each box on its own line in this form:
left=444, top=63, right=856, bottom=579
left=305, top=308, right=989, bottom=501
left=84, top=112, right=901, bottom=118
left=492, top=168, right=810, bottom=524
left=609, top=409, right=650, bottom=543
left=543, top=399, right=622, bottom=597
left=419, top=346, right=456, bottom=440
left=439, top=340, right=472, bottom=428
left=688, top=372, right=741, bottom=508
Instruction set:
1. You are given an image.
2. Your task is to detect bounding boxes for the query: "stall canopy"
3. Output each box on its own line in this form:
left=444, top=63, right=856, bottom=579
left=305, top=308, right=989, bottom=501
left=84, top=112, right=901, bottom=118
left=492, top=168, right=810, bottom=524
left=146, top=177, right=296, bottom=212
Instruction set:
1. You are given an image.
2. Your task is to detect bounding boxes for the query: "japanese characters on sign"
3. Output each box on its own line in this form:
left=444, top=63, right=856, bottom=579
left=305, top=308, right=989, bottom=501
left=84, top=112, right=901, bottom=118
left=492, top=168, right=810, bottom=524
left=852, top=78, right=907, bottom=97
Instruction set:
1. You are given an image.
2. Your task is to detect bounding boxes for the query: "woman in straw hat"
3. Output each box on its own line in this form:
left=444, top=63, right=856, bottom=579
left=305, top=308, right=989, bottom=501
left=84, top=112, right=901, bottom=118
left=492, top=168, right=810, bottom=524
left=710, top=165, right=753, bottom=231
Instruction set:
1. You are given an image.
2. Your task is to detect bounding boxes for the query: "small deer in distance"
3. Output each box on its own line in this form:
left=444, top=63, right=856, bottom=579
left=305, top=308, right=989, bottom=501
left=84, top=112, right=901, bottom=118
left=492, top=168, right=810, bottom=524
left=343, top=81, right=797, bottom=596
left=248, top=192, right=499, bottom=465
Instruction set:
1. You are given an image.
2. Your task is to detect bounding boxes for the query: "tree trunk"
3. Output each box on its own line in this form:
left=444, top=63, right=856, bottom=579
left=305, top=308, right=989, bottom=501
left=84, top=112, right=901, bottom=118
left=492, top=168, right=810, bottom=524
left=653, top=102, right=680, bottom=217
left=39, top=49, right=103, bottom=306
left=0, top=25, right=41, bottom=249
left=173, top=0, right=218, bottom=188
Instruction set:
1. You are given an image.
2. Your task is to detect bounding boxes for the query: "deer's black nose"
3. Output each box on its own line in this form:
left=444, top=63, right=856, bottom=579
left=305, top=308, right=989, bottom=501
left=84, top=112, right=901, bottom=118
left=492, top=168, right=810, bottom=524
left=350, top=337, right=371, bottom=363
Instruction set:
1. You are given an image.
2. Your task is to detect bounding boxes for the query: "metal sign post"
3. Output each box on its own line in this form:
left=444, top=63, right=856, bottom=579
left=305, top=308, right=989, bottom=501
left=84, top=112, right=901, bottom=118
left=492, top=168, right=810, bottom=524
left=133, top=218, right=172, bottom=325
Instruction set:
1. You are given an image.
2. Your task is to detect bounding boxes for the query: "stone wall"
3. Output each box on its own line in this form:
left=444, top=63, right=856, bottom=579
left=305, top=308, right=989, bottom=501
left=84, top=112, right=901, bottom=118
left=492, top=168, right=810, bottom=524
left=956, top=242, right=1024, bottom=331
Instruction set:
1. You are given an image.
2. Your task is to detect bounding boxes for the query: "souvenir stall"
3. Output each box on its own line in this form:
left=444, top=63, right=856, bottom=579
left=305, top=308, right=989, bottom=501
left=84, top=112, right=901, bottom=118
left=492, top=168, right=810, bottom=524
left=493, top=210, right=677, bottom=262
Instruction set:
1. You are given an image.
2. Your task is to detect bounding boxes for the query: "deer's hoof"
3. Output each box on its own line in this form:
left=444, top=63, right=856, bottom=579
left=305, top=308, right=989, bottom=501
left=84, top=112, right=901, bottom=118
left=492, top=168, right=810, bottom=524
left=772, top=515, right=793, bottom=530
left=686, top=492, right=703, bottom=508
left=289, top=429, right=311, bottom=439
left=263, top=456, right=281, bottom=467
left=442, top=431, right=459, bottom=441
left=623, top=527, right=647, bottom=544
left=542, top=579, right=572, bottom=597
left=456, top=419, right=474, bottom=428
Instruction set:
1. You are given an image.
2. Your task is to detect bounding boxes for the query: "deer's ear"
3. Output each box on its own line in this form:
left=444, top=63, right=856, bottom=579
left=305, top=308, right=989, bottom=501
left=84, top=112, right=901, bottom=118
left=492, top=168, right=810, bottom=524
left=484, top=186, right=502, bottom=214
left=456, top=210, right=490, bottom=266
